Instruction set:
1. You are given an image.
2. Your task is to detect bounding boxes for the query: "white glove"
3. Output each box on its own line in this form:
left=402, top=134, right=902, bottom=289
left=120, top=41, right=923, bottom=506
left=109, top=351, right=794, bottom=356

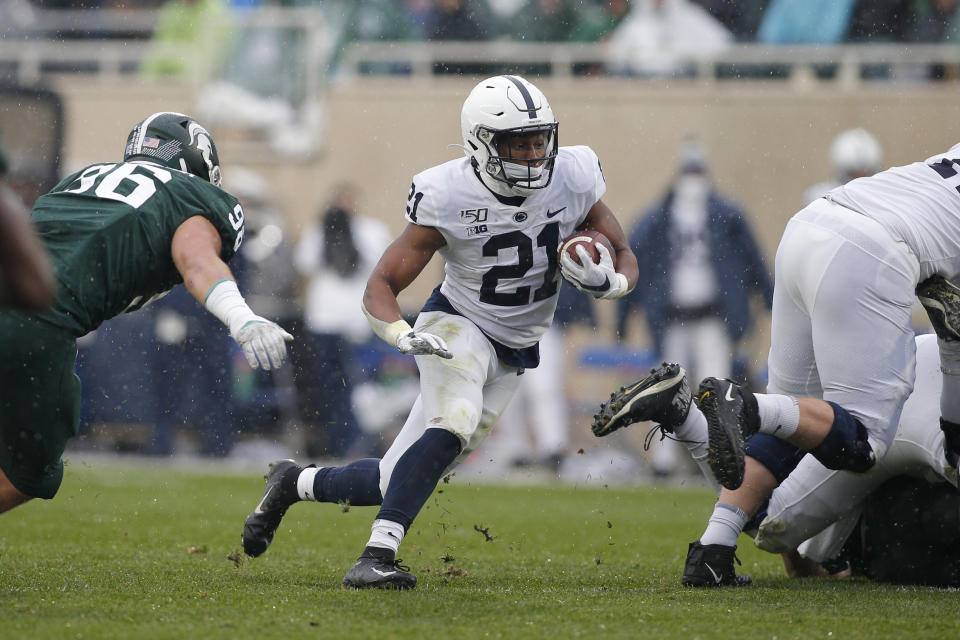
left=232, top=318, right=294, bottom=370
left=396, top=330, right=453, bottom=359
left=560, top=243, right=629, bottom=299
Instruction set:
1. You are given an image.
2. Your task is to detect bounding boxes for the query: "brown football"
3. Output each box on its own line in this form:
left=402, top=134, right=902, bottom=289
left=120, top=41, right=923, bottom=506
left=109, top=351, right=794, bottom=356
left=559, top=229, right=616, bottom=268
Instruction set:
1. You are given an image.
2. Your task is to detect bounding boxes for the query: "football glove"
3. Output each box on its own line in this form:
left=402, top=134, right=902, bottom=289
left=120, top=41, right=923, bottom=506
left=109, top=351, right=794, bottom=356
left=560, top=243, right=628, bottom=300
left=396, top=330, right=453, bottom=359
left=233, top=318, right=294, bottom=370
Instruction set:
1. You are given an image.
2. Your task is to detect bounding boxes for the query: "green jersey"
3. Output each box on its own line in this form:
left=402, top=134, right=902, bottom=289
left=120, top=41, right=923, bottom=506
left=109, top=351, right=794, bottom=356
left=31, top=161, right=244, bottom=336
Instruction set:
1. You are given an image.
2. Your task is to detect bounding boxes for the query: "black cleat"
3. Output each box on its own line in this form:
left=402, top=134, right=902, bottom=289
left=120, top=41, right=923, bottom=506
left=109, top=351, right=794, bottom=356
left=342, top=546, right=417, bottom=590
left=242, top=459, right=302, bottom=558
left=696, top=377, right=759, bottom=490
left=592, top=363, right=691, bottom=437
left=682, top=541, right=751, bottom=587
left=917, top=275, right=960, bottom=342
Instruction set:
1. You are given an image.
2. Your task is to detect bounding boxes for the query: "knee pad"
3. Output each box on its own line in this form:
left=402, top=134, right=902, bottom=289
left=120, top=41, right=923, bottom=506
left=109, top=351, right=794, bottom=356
left=810, top=402, right=876, bottom=472
left=745, top=433, right=804, bottom=483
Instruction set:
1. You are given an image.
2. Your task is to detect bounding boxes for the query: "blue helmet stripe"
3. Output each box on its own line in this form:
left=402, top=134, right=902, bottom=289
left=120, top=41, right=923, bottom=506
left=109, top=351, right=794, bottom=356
left=503, top=75, right=537, bottom=120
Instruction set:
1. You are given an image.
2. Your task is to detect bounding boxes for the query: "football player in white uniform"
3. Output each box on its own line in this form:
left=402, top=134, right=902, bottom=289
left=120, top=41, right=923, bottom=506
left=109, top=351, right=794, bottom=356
left=592, top=334, right=956, bottom=583
left=593, top=143, right=960, bottom=585
left=240, top=75, right=639, bottom=589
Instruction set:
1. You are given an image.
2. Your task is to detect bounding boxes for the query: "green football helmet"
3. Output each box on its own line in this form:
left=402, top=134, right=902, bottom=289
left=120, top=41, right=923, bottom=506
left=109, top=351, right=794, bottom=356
left=123, top=112, right=222, bottom=187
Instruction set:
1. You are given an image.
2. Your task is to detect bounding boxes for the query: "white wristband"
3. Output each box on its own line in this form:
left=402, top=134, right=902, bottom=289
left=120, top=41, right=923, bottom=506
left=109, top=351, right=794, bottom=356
left=204, top=279, right=257, bottom=335
left=362, top=301, right=413, bottom=347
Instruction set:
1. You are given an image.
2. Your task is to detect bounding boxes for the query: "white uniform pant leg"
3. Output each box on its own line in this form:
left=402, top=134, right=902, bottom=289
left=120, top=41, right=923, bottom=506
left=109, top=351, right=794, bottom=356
left=758, top=334, right=954, bottom=560
left=767, top=200, right=921, bottom=457
left=378, top=312, right=521, bottom=494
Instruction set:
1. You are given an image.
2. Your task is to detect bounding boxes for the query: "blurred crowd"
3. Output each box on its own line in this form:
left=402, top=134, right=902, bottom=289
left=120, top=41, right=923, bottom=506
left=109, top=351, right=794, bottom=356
left=20, top=0, right=960, bottom=49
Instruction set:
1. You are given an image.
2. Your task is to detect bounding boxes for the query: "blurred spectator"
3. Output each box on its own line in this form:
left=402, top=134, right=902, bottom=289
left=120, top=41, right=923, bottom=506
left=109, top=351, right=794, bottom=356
left=429, top=0, right=495, bottom=75
left=293, top=183, right=391, bottom=458
left=571, top=0, right=632, bottom=42
left=757, top=0, right=855, bottom=44
left=693, top=0, right=770, bottom=41
left=605, top=0, right=733, bottom=77
left=492, top=283, right=596, bottom=473
left=617, top=136, right=773, bottom=477
left=150, top=286, right=236, bottom=456
left=509, top=0, right=588, bottom=42
left=140, top=0, right=235, bottom=81
left=325, top=0, right=419, bottom=75
left=911, top=0, right=960, bottom=42
left=803, top=128, right=883, bottom=206
left=846, top=0, right=915, bottom=42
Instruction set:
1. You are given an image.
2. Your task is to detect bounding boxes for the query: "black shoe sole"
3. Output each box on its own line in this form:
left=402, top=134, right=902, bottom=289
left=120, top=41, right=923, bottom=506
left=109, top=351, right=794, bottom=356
left=917, top=276, right=960, bottom=341
left=242, top=459, right=299, bottom=558
left=697, top=383, right=746, bottom=490
left=592, top=364, right=686, bottom=437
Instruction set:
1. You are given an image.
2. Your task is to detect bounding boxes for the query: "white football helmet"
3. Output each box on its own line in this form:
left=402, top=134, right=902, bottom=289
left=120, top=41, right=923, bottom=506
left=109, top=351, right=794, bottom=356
left=460, top=75, right=558, bottom=197
left=831, top=128, right=883, bottom=181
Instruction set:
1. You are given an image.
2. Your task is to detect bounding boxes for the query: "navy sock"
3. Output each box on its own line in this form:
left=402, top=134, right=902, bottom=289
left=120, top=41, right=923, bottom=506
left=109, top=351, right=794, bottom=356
left=376, top=428, right=462, bottom=530
left=313, top=458, right=383, bottom=506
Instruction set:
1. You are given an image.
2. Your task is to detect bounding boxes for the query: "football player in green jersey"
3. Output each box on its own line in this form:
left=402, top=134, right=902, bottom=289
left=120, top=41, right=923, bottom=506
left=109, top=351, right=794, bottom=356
left=0, top=112, right=293, bottom=513
left=0, top=139, right=56, bottom=310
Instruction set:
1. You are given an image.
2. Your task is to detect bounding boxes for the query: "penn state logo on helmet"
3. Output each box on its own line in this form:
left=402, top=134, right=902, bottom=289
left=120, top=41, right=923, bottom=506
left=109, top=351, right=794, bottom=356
left=460, top=75, right=559, bottom=198
left=124, top=112, right=222, bottom=187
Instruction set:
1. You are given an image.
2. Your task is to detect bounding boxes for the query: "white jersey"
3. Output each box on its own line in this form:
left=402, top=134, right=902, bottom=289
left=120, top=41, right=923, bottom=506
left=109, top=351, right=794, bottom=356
left=405, top=145, right=606, bottom=348
left=827, top=142, right=960, bottom=281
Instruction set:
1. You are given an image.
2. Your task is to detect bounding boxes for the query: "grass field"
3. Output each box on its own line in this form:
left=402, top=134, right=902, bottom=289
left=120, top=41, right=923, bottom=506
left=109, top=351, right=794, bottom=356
left=2, top=460, right=959, bottom=640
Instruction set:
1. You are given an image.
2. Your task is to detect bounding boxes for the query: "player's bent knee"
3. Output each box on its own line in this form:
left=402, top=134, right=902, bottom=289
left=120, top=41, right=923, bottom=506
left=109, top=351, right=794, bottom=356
left=745, top=434, right=804, bottom=483
left=810, top=402, right=876, bottom=472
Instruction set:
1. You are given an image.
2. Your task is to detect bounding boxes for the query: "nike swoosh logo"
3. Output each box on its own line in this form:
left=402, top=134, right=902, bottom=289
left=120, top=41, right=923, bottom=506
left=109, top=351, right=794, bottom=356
left=546, top=207, right=566, bottom=218
left=372, top=567, right=397, bottom=577
left=724, top=383, right=735, bottom=402
left=580, top=276, right=610, bottom=292
left=704, top=562, right=723, bottom=585
left=253, top=486, right=273, bottom=515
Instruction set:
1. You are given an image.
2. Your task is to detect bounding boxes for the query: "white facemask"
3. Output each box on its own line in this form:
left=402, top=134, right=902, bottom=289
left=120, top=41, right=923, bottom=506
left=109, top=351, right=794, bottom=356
left=674, top=174, right=710, bottom=205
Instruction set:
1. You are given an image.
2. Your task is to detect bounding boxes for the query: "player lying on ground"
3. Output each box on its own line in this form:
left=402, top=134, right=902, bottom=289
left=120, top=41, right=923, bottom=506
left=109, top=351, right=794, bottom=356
left=240, top=75, right=639, bottom=589
left=593, top=330, right=956, bottom=585
left=0, top=112, right=292, bottom=514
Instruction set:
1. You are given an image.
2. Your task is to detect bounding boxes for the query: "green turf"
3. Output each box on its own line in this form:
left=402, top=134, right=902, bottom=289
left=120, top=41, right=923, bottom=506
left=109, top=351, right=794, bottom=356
left=2, top=461, right=959, bottom=639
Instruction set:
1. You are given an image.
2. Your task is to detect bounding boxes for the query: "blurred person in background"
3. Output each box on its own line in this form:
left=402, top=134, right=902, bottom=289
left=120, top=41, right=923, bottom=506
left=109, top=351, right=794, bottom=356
left=140, top=0, right=235, bottom=81
left=618, top=136, right=772, bottom=479
left=0, top=112, right=292, bottom=514
left=804, top=128, right=883, bottom=206
left=692, top=0, right=770, bottom=41
left=605, top=0, right=733, bottom=77
left=492, top=283, right=596, bottom=473
left=0, top=137, right=55, bottom=311
left=293, top=183, right=391, bottom=459
left=429, top=0, right=495, bottom=75
left=757, top=0, right=856, bottom=44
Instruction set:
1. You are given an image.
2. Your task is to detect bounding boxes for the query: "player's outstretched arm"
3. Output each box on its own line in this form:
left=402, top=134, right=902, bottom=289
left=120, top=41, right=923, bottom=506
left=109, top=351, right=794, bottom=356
left=0, top=182, right=55, bottom=310
left=172, top=215, right=293, bottom=370
left=362, top=222, right=452, bottom=358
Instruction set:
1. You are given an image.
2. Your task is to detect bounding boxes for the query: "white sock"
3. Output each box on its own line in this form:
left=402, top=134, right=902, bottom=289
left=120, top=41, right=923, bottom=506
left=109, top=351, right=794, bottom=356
left=756, top=393, right=800, bottom=440
left=674, top=406, right=721, bottom=493
left=939, top=338, right=960, bottom=424
left=674, top=405, right=710, bottom=461
left=367, top=519, right=405, bottom=553
left=296, top=466, right=321, bottom=501
left=699, top=502, right=748, bottom=548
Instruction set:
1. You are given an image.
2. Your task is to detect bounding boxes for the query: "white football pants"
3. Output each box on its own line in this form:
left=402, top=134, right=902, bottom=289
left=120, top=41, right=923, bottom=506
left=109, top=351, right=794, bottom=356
left=378, top=311, right=521, bottom=495
left=756, top=334, right=957, bottom=561
left=767, top=197, right=921, bottom=458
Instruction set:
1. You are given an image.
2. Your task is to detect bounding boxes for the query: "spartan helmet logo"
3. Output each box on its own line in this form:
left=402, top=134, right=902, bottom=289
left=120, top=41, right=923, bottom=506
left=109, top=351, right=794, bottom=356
left=187, top=121, right=221, bottom=187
